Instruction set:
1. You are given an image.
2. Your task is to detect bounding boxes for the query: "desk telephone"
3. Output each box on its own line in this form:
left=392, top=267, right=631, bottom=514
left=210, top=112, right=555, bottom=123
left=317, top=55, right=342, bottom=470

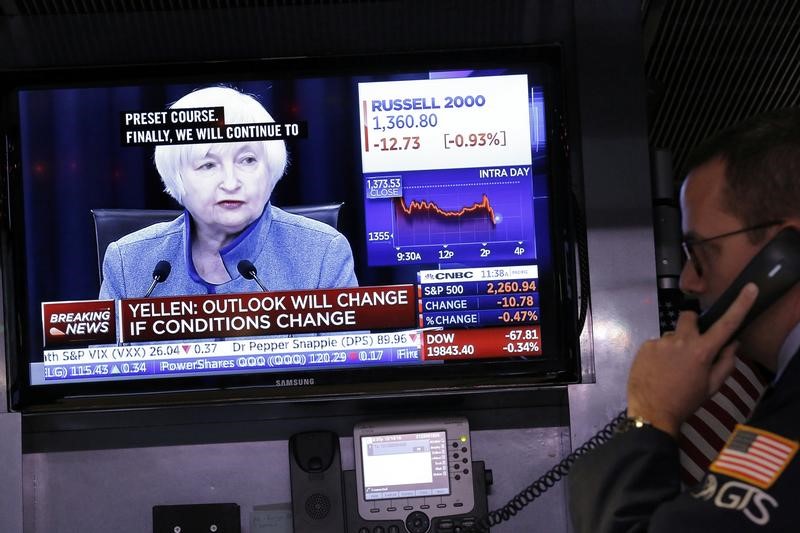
left=289, top=418, right=490, bottom=533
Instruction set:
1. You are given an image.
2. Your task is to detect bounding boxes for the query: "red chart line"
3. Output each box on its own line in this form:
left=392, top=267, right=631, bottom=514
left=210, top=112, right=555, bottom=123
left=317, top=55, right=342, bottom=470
left=397, top=194, right=497, bottom=225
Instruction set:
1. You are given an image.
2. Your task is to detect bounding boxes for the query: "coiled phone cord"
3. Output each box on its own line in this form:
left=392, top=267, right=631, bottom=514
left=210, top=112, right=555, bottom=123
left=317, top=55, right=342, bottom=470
left=464, top=409, right=627, bottom=532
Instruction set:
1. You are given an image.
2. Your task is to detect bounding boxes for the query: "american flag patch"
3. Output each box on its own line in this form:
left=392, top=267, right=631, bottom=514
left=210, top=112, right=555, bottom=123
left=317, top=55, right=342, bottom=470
left=710, top=424, right=798, bottom=489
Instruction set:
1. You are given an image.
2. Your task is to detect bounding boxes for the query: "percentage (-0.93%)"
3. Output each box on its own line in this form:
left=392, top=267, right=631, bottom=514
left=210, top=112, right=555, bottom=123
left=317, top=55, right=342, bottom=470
left=444, top=131, right=507, bottom=149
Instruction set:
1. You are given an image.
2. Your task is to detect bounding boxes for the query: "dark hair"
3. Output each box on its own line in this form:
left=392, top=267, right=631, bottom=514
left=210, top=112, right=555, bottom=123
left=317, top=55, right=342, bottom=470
left=686, top=108, right=800, bottom=241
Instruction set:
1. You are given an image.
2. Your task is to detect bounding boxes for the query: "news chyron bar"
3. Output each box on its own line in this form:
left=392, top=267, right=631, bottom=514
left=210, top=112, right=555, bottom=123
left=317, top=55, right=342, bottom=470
left=38, top=267, right=541, bottom=383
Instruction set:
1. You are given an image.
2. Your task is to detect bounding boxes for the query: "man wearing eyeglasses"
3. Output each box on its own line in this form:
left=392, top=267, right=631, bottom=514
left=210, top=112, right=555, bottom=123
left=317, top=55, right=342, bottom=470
left=569, top=108, right=800, bottom=532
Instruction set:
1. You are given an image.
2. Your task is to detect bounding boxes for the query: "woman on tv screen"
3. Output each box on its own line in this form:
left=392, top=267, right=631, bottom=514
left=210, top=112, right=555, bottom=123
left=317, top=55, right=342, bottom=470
left=99, top=86, right=358, bottom=300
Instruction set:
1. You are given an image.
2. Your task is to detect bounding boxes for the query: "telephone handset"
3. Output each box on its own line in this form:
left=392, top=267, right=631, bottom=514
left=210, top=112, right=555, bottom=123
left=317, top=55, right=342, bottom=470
left=696, top=227, right=800, bottom=335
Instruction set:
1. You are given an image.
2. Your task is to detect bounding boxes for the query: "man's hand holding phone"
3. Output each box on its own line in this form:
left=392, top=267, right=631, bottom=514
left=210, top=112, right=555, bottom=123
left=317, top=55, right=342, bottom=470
left=626, top=283, right=759, bottom=438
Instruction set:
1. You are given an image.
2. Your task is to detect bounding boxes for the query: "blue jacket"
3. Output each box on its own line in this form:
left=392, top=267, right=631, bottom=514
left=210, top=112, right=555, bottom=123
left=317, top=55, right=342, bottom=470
left=569, top=346, right=800, bottom=533
left=99, top=204, right=358, bottom=299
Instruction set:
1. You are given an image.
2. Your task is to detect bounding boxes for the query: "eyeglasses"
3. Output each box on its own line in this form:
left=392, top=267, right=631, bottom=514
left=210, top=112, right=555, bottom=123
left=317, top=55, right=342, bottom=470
left=681, top=220, right=783, bottom=277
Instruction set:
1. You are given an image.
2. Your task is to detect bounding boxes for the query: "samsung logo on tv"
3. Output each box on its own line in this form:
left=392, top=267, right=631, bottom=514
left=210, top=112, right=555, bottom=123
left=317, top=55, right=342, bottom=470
left=275, top=378, right=315, bottom=387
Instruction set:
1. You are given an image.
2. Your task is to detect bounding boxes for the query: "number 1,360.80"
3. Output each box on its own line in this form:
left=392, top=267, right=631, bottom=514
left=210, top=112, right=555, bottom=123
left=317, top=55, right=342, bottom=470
left=373, top=113, right=438, bottom=130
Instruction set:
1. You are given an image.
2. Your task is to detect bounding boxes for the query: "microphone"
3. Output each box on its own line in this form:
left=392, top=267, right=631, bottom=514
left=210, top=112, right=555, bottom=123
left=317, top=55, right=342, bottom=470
left=143, top=260, right=171, bottom=298
left=237, top=260, right=268, bottom=292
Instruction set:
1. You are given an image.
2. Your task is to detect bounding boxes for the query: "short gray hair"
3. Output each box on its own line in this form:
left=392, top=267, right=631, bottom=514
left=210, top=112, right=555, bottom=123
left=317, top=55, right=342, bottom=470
left=153, top=86, right=288, bottom=204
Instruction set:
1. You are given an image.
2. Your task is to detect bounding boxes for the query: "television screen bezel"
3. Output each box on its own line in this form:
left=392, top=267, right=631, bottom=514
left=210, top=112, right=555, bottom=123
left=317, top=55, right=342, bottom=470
left=1, top=44, right=581, bottom=412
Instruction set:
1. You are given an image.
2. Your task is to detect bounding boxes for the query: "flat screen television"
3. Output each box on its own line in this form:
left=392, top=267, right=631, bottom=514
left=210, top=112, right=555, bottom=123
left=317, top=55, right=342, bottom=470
left=1, top=46, right=580, bottom=410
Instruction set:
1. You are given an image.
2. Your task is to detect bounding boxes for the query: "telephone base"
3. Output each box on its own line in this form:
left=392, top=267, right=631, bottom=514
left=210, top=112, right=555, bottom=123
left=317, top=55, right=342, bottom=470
left=344, top=461, right=491, bottom=533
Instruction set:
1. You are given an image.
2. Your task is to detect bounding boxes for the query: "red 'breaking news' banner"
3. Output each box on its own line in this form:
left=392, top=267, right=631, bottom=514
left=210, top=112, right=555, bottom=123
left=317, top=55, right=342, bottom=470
left=41, top=299, right=117, bottom=347
left=119, top=285, right=417, bottom=342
